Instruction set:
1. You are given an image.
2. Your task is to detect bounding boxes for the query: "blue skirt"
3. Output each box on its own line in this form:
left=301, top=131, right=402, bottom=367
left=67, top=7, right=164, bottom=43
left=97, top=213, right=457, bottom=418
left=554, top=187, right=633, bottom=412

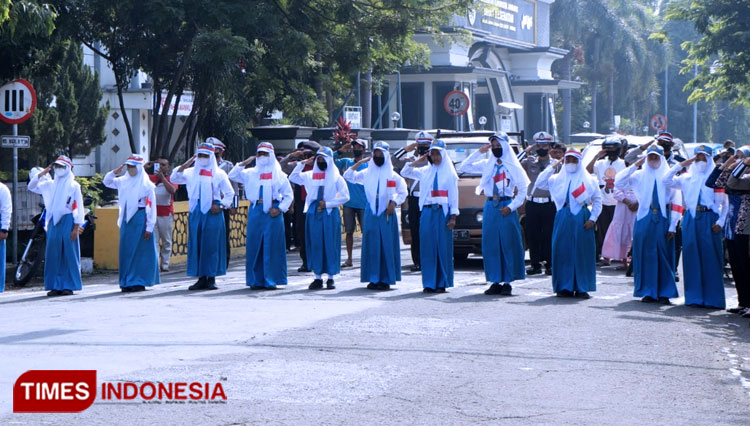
left=305, top=201, right=342, bottom=276
left=360, top=207, right=401, bottom=285
left=482, top=199, right=526, bottom=284
left=632, top=212, right=677, bottom=299
left=119, top=209, right=160, bottom=288
left=419, top=206, right=454, bottom=289
left=44, top=213, right=82, bottom=291
left=682, top=210, right=725, bottom=308
left=246, top=202, right=287, bottom=287
left=187, top=208, right=227, bottom=278
left=551, top=205, right=596, bottom=293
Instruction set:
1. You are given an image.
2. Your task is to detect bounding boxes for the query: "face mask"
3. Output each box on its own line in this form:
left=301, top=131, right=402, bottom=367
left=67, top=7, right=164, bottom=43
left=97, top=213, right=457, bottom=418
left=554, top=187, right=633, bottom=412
left=316, top=160, right=327, bottom=171
left=353, top=149, right=364, bottom=158
left=607, top=152, right=619, bottom=161
left=54, top=167, right=68, bottom=178
left=196, top=157, right=210, bottom=167
left=127, top=167, right=138, bottom=177
left=694, top=161, right=708, bottom=172
left=417, top=146, right=429, bottom=155
left=257, top=156, right=270, bottom=167
left=565, top=163, right=578, bottom=173
left=659, top=144, right=673, bottom=155
left=491, top=147, right=503, bottom=158
left=648, top=160, right=661, bottom=169
left=373, top=156, right=385, bottom=167
left=536, top=149, right=549, bottom=157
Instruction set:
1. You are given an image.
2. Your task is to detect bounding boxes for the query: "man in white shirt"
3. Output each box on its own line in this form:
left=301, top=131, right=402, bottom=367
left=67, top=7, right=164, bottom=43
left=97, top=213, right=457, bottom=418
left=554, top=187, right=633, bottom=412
left=0, top=181, right=11, bottom=292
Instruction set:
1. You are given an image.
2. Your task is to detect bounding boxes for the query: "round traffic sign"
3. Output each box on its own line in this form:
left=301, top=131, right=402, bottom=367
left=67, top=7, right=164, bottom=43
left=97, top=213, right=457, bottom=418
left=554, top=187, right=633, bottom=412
left=649, top=114, right=667, bottom=132
left=0, top=79, right=37, bottom=124
left=443, top=90, right=470, bottom=117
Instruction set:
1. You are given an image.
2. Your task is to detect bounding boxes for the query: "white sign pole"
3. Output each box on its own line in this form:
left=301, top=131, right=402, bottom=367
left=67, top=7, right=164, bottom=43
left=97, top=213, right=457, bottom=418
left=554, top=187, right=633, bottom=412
left=11, top=123, right=17, bottom=264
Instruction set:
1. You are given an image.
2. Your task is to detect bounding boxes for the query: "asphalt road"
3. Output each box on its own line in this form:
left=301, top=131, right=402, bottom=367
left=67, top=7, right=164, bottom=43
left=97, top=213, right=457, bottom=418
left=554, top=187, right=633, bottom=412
left=1, top=241, right=749, bottom=425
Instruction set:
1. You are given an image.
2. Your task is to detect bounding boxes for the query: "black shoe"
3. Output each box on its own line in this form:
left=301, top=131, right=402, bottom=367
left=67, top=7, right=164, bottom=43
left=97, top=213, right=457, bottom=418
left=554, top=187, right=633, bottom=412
left=250, top=286, right=264, bottom=290
left=556, top=290, right=574, bottom=298
left=376, top=283, right=391, bottom=291
left=500, top=283, right=513, bottom=296
left=60, top=289, right=74, bottom=296
left=658, top=297, right=671, bottom=305
left=574, top=292, right=590, bottom=299
left=641, top=296, right=657, bottom=303
left=526, top=267, right=542, bottom=275
left=410, top=264, right=421, bottom=272
left=741, top=310, right=750, bottom=319
left=367, top=283, right=378, bottom=290
left=189, top=277, right=207, bottom=291
left=436, top=287, right=446, bottom=293
left=298, top=266, right=311, bottom=273
left=423, top=287, right=436, bottom=293
left=728, top=306, right=746, bottom=314
left=121, top=286, right=133, bottom=293
left=309, top=279, right=323, bottom=290
left=205, top=277, right=218, bottom=290
left=326, top=279, right=336, bottom=290
left=484, top=283, right=503, bottom=295
left=544, top=268, right=552, bottom=276
left=46, top=290, right=62, bottom=297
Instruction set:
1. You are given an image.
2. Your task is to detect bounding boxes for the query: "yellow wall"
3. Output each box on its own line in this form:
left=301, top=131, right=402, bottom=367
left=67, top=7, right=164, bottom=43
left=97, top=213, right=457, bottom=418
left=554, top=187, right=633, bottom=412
left=93, top=201, right=250, bottom=270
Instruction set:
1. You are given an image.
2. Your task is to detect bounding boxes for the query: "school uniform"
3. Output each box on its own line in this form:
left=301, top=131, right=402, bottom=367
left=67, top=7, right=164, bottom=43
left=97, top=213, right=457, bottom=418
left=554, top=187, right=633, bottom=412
left=0, top=182, right=11, bottom=292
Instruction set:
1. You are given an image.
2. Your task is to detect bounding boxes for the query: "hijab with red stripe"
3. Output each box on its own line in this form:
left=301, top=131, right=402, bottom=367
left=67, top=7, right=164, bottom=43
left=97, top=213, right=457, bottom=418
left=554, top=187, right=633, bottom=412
left=476, top=132, right=530, bottom=196
left=633, top=145, right=673, bottom=220
left=189, top=142, right=221, bottom=214
left=117, top=154, right=155, bottom=227
left=243, top=142, right=286, bottom=213
left=363, top=141, right=404, bottom=215
left=548, top=148, right=598, bottom=214
left=303, top=146, right=342, bottom=213
left=47, top=155, right=78, bottom=225
left=418, top=139, right=458, bottom=216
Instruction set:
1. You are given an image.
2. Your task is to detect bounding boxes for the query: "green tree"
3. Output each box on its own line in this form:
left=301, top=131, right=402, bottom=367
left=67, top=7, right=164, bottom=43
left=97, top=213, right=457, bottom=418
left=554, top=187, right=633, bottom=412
left=0, top=0, right=56, bottom=82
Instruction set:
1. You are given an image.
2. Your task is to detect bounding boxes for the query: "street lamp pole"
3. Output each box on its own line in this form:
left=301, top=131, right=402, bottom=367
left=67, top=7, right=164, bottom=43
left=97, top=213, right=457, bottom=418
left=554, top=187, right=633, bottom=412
left=693, top=63, right=698, bottom=143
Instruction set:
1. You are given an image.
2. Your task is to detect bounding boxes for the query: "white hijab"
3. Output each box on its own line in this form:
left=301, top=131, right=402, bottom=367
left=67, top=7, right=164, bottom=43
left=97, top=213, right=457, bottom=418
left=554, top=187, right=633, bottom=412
left=363, top=143, right=403, bottom=215
left=242, top=143, right=287, bottom=213
left=419, top=145, right=459, bottom=216
left=682, top=147, right=717, bottom=215
left=633, top=148, right=671, bottom=220
left=117, top=155, right=155, bottom=226
left=547, top=149, right=598, bottom=214
left=47, top=156, right=78, bottom=225
left=187, top=143, right=223, bottom=214
left=476, top=134, right=530, bottom=196
left=303, top=147, right=342, bottom=213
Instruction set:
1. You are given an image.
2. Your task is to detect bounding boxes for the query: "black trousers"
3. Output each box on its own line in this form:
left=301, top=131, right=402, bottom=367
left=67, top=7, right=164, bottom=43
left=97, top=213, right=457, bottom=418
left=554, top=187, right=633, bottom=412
left=596, top=205, right=616, bottom=260
left=407, top=195, right=421, bottom=266
left=727, top=234, right=750, bottom=307
left=524, top=201, right=556, bottom=270
left=294, top=195, right=307, bottom=267
left=283, top=210, right=295, bottom=250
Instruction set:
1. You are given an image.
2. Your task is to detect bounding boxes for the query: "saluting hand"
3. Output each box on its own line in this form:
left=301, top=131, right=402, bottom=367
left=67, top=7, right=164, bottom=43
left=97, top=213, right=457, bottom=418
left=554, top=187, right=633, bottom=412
left=479, top=144, right=491, bottom=154
left=240, top=155, right=256, bottom=167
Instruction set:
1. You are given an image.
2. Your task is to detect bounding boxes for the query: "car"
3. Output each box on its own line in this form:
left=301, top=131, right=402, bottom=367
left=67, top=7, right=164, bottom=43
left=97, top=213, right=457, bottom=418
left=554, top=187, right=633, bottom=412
left=399, top=130, right=523, bottom=261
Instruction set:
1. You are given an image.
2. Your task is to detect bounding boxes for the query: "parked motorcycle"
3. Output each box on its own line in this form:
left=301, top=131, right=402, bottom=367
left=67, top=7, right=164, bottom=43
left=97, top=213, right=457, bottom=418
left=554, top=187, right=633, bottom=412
left=13, top=196, right=97, bottom=287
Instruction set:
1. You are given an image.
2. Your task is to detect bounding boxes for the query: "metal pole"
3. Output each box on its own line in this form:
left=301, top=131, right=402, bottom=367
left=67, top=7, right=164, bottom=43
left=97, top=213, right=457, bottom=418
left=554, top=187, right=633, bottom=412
left=396, top=71, right=403, bottom=128
left=693, top=63, right=698, bottom=143
left=664, top=66, right=668, bottom=125
left=11, top=123, right=18, bottom=264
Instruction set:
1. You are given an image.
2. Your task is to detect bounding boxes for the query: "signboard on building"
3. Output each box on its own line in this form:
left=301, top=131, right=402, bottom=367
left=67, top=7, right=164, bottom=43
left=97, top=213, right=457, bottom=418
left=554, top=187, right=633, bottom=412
left=457, top=0, right=537, bottom=46
left=158, top=92, right=194, bottom=116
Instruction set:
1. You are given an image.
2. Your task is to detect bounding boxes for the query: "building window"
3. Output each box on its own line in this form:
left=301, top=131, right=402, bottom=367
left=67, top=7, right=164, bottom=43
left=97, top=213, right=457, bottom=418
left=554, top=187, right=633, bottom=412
left=401, top=83, right=424, bottom=129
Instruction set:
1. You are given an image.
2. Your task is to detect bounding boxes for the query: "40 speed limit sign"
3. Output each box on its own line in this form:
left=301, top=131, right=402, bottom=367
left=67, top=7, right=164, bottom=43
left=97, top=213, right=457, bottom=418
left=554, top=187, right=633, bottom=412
left=443, top=90, right=470, bottom=117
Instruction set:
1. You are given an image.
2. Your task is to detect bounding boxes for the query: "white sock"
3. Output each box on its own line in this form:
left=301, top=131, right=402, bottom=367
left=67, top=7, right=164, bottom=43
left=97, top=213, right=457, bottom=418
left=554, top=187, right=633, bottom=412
left=315, top=274, right=322, bottom=280
left=327, top=274, right=334, bottom=281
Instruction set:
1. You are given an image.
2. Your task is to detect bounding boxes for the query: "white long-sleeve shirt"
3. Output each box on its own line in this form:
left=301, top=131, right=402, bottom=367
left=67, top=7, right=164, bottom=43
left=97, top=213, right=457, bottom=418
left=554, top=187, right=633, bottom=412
left=614, top=165, right=681, bottom=232
left=400, top=161, right=459, bottom=216
left=228, top=164, right=294, bottom=212
left=457, top=150, right=528, bottom=212
left=103, top=171, right=157, bottom=233
left=0, top=182, right=11, bottom=231
left=664, top=164, right=728, bottom=228
left=289, top=163, right=350, bottom=212
left=535, top=165, right=603, bottom=222
left=170, top=167, right=235, bottom=210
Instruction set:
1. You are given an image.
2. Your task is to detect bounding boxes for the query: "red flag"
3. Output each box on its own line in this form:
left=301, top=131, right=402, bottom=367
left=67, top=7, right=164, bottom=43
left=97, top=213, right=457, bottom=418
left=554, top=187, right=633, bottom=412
left=199, top=169, right=213, bottom=177
left=493, top=172, right=506, bottom=183
left=387, top=180, right=396, bottom=188
left=671, top=204, right=684, bottom=214
left=431, top=190, right=448, bottom=197
left=260, top=173, right=273, bottom=180
left=313, top=173, right=325, bottom=180
left=572, top=183, right=586, bottom=198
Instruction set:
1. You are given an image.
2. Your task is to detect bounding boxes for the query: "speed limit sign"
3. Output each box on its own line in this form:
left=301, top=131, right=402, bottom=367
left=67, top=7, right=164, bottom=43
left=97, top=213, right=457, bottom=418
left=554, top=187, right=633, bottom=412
left=443, top=90, right=470, bottom=117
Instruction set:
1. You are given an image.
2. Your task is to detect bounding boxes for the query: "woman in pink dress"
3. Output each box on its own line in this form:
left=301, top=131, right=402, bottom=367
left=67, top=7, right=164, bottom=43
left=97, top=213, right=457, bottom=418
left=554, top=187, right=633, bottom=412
left=602, top=187, right=638, bottom=270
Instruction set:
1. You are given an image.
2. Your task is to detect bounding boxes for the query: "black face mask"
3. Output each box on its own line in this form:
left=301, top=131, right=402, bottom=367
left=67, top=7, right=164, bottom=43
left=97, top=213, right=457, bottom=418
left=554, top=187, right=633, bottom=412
left=536, top=149, right=549, bottom=157
left=373, top=156, right=385, bottom=167
left=417, top=146, right=429, bottom=155
left=606, top=152, right=619, bottom=161
left=491, top=147, right=503, bottom=158
left=316, top=161, right=327, bottom=171
left=353, top=149, right=364, bottom=158
left=659, top=143, right=673, bottom=155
